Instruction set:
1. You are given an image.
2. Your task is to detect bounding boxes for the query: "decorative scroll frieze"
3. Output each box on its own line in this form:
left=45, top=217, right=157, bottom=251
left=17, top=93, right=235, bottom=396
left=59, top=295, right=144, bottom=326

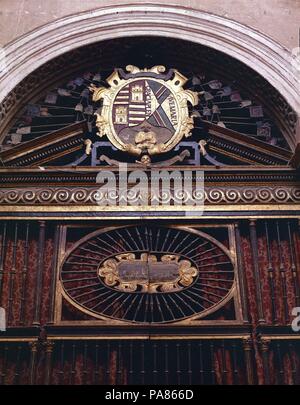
left=0, top=186, right=299, bottom=205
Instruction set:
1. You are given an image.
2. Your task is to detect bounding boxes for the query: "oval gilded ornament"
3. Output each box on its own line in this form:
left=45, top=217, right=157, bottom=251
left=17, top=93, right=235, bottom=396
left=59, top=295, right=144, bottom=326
left=59, top=225, right=235, bottom=324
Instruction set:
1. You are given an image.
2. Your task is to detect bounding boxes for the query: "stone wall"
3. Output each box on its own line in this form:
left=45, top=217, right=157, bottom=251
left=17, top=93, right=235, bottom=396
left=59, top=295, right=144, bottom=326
left=0, top=0, right=299, bottom=50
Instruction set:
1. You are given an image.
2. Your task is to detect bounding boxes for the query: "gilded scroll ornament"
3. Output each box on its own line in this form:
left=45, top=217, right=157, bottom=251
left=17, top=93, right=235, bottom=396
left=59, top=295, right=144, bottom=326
left=98, top=253, right=198, bottom=293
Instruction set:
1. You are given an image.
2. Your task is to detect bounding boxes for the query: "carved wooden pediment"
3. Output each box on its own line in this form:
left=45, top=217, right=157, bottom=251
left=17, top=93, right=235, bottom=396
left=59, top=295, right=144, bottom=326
left=0, top=120, right=292, bottom=168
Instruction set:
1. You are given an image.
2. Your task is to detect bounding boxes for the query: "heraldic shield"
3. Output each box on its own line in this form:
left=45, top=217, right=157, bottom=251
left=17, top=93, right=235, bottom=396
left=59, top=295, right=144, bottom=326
left=89, top=65, right=199, bottom=157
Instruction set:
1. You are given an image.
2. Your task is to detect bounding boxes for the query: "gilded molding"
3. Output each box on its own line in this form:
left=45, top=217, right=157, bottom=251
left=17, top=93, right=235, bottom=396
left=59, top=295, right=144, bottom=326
left=0, top=186, right=299, bottom=205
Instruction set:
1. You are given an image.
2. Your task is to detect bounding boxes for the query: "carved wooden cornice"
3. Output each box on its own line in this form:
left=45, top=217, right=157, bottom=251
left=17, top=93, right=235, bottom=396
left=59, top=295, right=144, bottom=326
left=0, top=122, right=86, bottom=167
left=0, top=162, right=297, bottom=182
left=205, top=122, right=292, bottom=166
left=0, top=118, right=292, bottom=168
left=0, top=166, right=298, bottom=185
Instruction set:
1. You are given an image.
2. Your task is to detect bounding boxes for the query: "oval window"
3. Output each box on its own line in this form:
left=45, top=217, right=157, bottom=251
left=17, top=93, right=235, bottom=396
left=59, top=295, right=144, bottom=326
left=60, top=225, right=234, bottom=323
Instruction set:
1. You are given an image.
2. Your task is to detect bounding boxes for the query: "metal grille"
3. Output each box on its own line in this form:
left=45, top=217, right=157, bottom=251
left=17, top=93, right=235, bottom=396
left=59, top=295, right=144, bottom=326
left=60, top=225, right=234, bottom=323
left=49, top=339, right=246, bottom=385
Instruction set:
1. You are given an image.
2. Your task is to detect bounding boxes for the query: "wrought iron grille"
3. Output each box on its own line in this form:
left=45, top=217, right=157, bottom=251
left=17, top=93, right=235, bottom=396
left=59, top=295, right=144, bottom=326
left=60, top=225, right=234, bottom=323
left=0, top=339, right=250, bottom=385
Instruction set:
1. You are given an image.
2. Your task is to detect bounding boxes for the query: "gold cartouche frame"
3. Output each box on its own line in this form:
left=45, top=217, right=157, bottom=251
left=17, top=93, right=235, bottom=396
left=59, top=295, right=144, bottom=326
left=89, top=65, right=199, bottom=156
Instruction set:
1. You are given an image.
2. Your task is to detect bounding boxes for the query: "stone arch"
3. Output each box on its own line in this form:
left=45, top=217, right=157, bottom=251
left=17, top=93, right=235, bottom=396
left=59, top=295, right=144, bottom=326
left=0, top=4, right=298, bottom=146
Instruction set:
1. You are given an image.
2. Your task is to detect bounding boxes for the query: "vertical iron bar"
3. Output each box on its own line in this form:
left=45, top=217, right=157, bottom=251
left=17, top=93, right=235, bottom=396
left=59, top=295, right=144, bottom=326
left=117, top=341, right=122, bottom=384
left=20, top=222, right=29, bottom=325
left=164, top=343, right=169, bottom=385
left=143, top=295, right=149, bottom=323
left=0, top=344, right=9, bottom=385
left=231, top=343, right=239, bottom=385
left=149, top=228, right=153, bottom=252
left=94, top=343, right=99, bottom=385
left=242, top=338, right=254, bottom=385
left=249, top=220, right=265, bottom=323
left=144, top=226, right=149, bottom=251
left=48, top=224, right=61, bottom=324
left=276, top=342, right=284, bottom=384
left=153, top=342, right=158, bottom=385
left=129, top=341, right=133, bottom=385
left=82, top=342, right=88, bottom=385
left=176, top=342, right=181, bottom=385
left=265, top=221, right=277, bottom=323
left=59, top=342, right=65, bottom=385
left=140, top=341, right=145, bottom=385
left=187, top=342, right=192, bottom=385
left=33, top=221, right=46, bottom=325
left=210, top=342, right=215, bottom=385
left=0, top=222, right=7, bottom=302
left=260, top=338, right=271, bottom=385
left=8, top=222, right=18, bottom=324
left=29, top=341, right=38, bottom=385
left=221, top=340, right=227, bottom=385
left=154, top=228, right=160, bottom=252
left=276, top=221, right=289, bottom=323
left=13, top=345, right=22, bottom=385
left=150, top=294, right=154, bottom=323
left=288, top=342, right=297, bottom=385
left=70, top=342, right=76, bottom=385
left=106, top=341, right=110, bottom=384
left=234, top=223, right=249, bottom=323
left=288, top=221, right=300, bottom=307
left=44, top=341, right=54, bottom=385
left=198, top=342, right=204, bottom=384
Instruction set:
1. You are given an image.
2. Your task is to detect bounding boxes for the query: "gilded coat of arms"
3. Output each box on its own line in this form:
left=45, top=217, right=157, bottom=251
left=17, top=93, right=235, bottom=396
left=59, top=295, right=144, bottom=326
left=89, top=65, right=198, bottom=157
left=98, top=253, right=198, bottom=293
